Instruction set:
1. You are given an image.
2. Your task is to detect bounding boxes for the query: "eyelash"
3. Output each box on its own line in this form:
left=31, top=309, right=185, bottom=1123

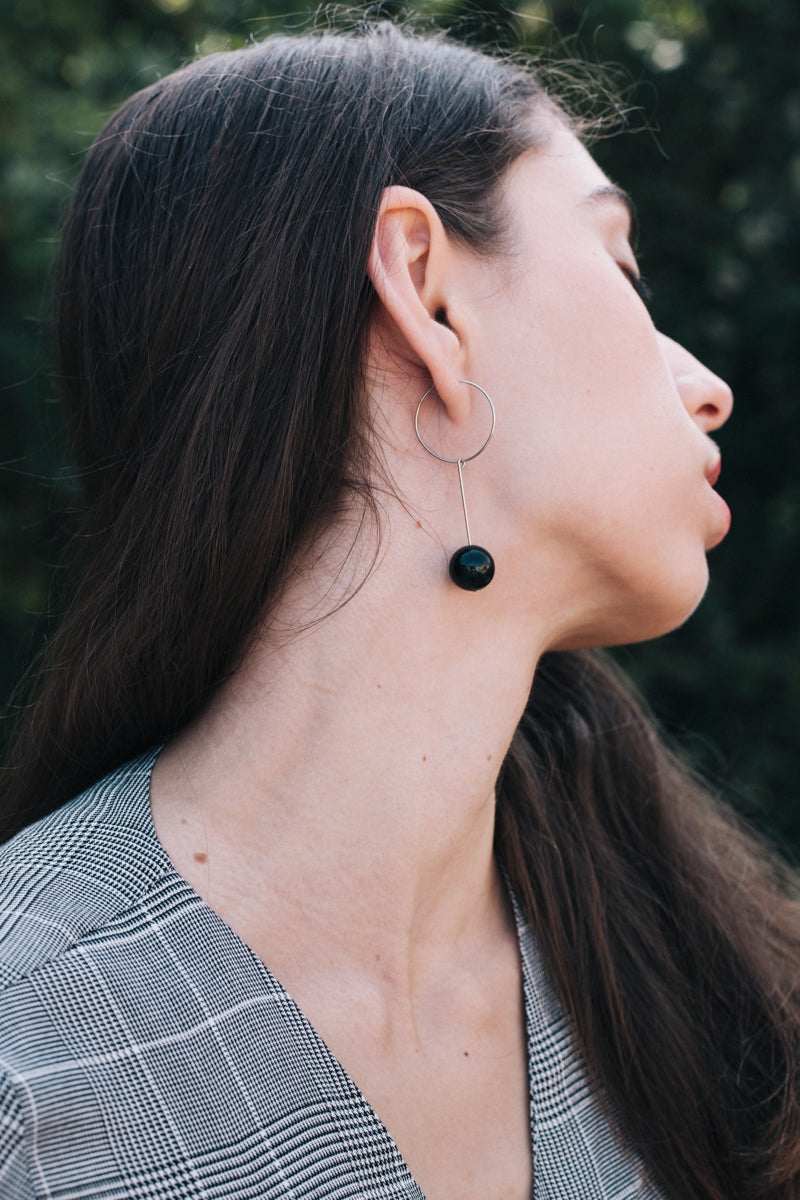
left=623, top=267, right=653, bottom=306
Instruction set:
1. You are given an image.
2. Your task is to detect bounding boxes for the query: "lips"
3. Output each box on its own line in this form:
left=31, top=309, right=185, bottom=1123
left=705, top=457, right=721, bottom=488
left=704, top=453, right=730, bottom=547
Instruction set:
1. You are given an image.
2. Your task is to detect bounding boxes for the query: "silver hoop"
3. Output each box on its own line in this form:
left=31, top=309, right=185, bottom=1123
left=414, top=380, right=496, bottom=465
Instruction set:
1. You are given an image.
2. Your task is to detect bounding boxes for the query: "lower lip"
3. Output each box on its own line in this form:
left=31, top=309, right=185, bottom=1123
left=707, top=487, right=731, bottom=548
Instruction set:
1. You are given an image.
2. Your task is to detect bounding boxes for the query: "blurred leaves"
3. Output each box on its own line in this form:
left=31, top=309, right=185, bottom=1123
left=1, top=0, right=798, bottom=854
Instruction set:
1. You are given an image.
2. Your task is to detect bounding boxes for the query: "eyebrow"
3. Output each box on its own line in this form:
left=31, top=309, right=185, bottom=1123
left=580, top=185, right=639, bottom=251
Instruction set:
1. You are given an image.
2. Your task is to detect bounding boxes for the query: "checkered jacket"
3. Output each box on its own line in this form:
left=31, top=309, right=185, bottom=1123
left=0, top=750, right=665, bottom=1198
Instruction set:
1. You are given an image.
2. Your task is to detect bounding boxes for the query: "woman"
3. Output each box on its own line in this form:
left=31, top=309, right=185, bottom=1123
left=0, top=22, right=798, bottom=1200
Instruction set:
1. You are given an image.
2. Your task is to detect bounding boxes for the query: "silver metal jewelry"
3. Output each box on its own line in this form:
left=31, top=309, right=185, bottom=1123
left=414, top=380, right=496, bottom=591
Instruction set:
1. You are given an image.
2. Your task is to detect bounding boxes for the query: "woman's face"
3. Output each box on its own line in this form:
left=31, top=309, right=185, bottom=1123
left=456, top=122, right=733, bottom=648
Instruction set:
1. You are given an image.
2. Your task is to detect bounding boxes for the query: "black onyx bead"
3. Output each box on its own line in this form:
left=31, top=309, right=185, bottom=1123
left=449, top=546, right=495, bottom=591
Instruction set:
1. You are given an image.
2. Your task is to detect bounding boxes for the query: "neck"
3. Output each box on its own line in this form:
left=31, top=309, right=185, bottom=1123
left=152, top=528, right=546, bottom=989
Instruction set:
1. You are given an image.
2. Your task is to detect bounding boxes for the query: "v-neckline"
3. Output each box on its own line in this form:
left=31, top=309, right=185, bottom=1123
left=140, top=747, right=537, bottom=1199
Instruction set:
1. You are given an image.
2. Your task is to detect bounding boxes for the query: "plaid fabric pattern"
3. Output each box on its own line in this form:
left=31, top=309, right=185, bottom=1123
left=0, top=751, right=666, bottom=1199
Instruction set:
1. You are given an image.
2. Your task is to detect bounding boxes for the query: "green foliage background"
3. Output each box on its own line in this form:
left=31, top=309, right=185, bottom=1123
left=1, top=0, right=798, bottom=853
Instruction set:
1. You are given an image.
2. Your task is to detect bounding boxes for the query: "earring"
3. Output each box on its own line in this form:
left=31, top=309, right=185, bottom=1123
left=414, top=380, right=496, bottom=592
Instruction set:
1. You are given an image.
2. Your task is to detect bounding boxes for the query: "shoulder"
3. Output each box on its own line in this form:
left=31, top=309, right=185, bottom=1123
left=0, top=748, right=166, bottom=993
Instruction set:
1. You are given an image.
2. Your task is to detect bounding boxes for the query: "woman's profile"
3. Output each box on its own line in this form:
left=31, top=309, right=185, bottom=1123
left=0, top=21, right=798, bottom=1200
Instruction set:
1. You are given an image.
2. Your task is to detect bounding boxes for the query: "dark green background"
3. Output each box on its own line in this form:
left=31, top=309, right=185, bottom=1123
left=2, top=0, right=798, bottom=855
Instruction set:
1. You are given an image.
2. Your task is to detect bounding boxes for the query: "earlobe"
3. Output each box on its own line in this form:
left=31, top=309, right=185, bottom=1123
left=367, top=186, right=471, bottom=423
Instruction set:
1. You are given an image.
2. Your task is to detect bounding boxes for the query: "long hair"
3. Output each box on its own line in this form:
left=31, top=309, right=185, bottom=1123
left=3, top=24, right=799, bottom=1197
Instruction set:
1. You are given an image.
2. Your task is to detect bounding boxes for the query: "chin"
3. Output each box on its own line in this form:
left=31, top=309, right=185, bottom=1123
left=554, top=564, right=711, bottom=652
left=622, top=578, right=711, bottom=647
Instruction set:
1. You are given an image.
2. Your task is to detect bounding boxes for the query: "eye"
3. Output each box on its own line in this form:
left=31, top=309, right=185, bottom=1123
left=622, top=266, right=653, bottom=306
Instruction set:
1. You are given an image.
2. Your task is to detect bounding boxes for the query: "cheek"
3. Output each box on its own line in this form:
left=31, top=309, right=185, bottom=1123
left=496, top=386, right=689, bottom=534
left=499, top=230, right=661, bottom=388
left=473, top=247, right=702, bottom=531
left=494, top=397, right=711, bottom=623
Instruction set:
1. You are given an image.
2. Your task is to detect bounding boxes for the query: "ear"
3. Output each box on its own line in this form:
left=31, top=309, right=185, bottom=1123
left=367, top=186, right=472, bottom=423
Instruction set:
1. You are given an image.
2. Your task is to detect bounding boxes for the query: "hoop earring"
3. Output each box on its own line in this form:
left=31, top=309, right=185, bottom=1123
left=414, top=380, right=496, bottom=592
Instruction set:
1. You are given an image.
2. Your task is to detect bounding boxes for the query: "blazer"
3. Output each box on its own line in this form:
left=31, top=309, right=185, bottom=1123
left=0, top=749, right=665, bottom=1198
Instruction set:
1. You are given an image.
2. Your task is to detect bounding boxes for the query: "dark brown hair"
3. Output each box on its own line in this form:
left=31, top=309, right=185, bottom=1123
left=3, top=24, right=799, bottom=1197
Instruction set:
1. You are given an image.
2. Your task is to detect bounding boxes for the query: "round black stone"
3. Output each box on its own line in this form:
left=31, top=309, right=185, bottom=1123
left=448, top=545, right=495, bottom=591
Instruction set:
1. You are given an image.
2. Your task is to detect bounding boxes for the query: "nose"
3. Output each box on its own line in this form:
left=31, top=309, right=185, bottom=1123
left=657, top=333, right=734, bottom=433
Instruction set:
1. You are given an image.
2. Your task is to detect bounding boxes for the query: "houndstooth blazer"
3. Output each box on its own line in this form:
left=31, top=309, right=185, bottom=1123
left=0, top=749, right=665, bottom=1198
